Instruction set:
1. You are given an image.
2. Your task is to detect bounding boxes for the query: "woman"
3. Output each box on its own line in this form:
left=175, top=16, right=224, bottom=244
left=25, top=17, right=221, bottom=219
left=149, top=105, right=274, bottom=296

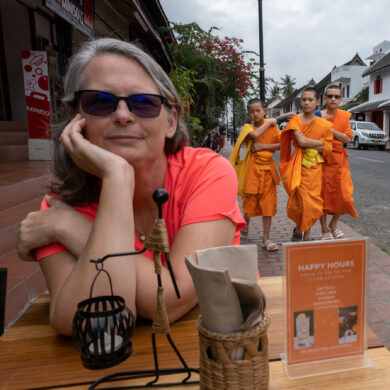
left=17, top=38, right=245, bottom=336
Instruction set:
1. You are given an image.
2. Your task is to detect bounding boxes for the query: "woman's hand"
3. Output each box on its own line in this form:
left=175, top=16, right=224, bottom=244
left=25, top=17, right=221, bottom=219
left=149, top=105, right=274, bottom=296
left=17, top=196, right=92, bottom=261
left=60, top=114, right=132, bottom=179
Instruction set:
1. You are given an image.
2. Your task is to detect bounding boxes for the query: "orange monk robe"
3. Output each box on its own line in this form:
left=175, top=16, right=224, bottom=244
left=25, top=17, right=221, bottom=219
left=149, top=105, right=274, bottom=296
left=279, top=116, right=333, bottom=232
left=243, top=120, right=281, bottom=217
left=322, top=110, right=358, bottom=217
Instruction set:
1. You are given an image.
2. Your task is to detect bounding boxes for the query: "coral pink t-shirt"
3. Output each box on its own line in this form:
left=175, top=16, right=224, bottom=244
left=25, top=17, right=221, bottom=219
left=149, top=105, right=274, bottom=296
left=35, top=147, right=245, bottom=261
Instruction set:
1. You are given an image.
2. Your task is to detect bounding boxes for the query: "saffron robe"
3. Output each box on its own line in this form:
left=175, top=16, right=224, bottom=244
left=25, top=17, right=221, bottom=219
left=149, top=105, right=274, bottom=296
left=321, top=110, right=358, bottom=217
left=279, top=116, right=333, bottom=231
left=243, top=121, right=281, bottom=217
left=228, top=124, right=253, bottom=197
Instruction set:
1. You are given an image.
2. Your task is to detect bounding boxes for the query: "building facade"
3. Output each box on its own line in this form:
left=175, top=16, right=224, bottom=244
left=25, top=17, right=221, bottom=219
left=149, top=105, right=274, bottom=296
left=330, top=53, right=368, bottom=104
left=349, top=43, right=390, bottom=138
left=0, top=0, right=173, bottom=159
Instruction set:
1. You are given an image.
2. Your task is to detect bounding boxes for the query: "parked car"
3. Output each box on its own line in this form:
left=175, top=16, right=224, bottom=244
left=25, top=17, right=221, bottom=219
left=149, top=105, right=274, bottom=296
left=350, top=120, right=389, bottom=151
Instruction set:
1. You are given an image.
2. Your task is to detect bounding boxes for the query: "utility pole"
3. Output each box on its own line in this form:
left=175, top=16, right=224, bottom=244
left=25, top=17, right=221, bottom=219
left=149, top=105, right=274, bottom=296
left=258, top=0, right=265, bottom=102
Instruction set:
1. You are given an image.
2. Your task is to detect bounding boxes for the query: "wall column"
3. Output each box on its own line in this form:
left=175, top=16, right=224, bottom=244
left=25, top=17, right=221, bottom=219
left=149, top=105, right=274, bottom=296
left=383, top=110, right=390, bottom=138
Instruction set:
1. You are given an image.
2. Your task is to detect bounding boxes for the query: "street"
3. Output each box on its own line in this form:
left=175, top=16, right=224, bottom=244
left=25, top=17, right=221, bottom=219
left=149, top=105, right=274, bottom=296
left=272, top=147, right=390, bottom=253
left=342, top=147, right=390, bottom=253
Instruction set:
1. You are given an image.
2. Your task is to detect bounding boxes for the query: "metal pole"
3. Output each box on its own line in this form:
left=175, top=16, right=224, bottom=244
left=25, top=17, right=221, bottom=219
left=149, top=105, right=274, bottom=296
left=258, top=0, right=265, bottom=102
left=233, top=99, right=236, bottom=143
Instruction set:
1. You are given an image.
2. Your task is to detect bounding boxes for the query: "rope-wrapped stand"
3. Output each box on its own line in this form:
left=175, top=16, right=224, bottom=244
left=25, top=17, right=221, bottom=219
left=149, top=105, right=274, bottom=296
left=197, top=313, right=270, bottom=390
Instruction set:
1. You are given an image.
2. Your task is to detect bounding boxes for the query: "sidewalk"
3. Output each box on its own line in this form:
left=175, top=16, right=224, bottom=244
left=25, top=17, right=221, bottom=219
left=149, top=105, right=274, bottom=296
left=220, top=139, right=390, bottom=351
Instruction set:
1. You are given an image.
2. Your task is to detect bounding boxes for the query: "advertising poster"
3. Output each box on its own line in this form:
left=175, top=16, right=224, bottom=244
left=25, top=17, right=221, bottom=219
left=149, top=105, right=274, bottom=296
left=22, top=50, right=52, bottom=139
left=284, top=239, right=367, bottom=365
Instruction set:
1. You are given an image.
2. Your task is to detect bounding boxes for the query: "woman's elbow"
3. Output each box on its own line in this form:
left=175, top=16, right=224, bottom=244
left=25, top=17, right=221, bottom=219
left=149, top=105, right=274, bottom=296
left=49, top=302, right=76, bottom=336
left=167, top=294, right=198, bottom=323
left=50, top=311, right=73, bottom=336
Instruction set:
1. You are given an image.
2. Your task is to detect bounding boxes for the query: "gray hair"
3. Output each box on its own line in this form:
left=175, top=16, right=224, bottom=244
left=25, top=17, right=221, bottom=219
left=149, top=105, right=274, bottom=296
left=51, top=38, right=188, bottom=205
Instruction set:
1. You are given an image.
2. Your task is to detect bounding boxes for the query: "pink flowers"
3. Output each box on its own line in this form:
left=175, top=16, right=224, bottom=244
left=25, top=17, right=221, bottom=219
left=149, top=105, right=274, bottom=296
left=169, top=22, right=258, bottom=101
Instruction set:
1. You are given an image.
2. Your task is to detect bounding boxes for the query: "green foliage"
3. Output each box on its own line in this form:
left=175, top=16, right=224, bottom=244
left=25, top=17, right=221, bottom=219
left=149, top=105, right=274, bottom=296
left=184, top=114, right=205, bottom=147
left=232, top=98, right=248, bottom=127
left=339, top=85, right=369, bottom=111
left=165, top=22, right=258, bottom=140
left=280, top=74, right=296, bottom=97
left=169, top=65, right=196, bottom=107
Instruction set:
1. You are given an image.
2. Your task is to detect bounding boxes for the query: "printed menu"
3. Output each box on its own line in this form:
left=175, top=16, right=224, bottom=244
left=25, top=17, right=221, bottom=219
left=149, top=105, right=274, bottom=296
left=285, top=239, right=367, bottom=365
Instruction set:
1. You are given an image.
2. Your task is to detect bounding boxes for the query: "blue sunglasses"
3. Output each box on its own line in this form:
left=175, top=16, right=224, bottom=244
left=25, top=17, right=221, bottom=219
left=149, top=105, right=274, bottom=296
left=76, top=90, right=167, bottom=118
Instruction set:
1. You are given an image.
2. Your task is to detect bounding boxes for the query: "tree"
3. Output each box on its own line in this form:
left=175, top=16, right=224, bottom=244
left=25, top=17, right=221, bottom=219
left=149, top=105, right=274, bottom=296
left=280, top=74, right=296, bottom=97
left=267, top=78, right=281, bottom=101
left=167, top=22, right=258, bottom=138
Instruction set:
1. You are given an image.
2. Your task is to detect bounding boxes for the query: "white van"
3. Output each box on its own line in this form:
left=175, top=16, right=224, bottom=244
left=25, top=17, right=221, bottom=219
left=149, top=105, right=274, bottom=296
left=350, top=120, right=388, bottom=151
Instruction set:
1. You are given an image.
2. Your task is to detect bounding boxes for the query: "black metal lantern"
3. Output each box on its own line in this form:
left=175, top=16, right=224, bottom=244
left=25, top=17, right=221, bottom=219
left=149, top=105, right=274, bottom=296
left=73, top=189, right=199, bottom=388
left=72, top=259, right=136, bottom=370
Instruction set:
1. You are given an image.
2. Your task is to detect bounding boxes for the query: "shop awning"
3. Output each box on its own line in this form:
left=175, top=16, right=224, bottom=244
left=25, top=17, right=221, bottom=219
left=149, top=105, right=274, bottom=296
left=348, top=99, right=389, bottom=113
left=378, top=99, right=390, bottom=109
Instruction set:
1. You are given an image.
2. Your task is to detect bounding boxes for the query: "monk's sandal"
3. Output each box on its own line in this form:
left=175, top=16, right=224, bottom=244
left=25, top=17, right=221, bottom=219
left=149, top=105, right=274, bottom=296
left=291, top=228, right=303, bottom=242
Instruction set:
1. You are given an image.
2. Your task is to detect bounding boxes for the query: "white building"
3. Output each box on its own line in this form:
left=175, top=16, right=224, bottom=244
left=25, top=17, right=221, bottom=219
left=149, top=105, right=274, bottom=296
left=349, top=49, right=390, bottom=138
left=331, top=53, right=368, bottom=103
left=366, top=40, right=390, bottom=65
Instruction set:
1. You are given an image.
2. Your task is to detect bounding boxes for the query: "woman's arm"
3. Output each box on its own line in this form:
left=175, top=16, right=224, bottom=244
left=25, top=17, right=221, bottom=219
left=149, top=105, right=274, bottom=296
left=135, top=218, right=236, bottom=322
left=17, top=196, right=92, bottom=261
left=34, top=114, right=138, bottom=335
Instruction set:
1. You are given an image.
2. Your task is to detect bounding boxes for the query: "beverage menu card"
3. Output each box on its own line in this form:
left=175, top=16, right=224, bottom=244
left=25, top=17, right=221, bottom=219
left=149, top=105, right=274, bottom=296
left=283, top=239, right=368, bottom=367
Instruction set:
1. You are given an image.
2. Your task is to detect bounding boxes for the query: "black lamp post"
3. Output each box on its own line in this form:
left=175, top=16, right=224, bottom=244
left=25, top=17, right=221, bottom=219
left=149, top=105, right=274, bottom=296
left=258, top=0, right=265, bottom=102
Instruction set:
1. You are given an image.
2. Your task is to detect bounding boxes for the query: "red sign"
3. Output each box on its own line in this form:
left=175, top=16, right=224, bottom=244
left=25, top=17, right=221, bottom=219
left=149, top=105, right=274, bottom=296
left=22, top=51, right=52, bottom=139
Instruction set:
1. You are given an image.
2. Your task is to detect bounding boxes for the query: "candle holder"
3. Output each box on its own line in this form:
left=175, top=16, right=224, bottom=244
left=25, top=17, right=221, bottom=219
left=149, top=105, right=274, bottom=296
left=72, top=250, right=138, bottom=369
left=73, top=189, right=199, bottom=388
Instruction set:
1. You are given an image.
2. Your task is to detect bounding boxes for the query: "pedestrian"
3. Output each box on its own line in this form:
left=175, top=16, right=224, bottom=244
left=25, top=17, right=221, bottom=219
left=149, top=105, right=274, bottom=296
left=279, top=87, right=333, bottom=241
left=319, top=84, right=358, bottom=240
left=229, top=98, right=281, bottom=250
left=16, top=38, right=245, bottom=335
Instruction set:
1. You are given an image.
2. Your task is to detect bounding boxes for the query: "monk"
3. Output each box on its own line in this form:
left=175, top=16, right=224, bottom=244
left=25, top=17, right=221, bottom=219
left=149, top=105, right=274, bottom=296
left=319, top=84, right=358, bottom=240
left=231, top=98, right=281, bottom=250
left=279, top=87, right=333, bottom=241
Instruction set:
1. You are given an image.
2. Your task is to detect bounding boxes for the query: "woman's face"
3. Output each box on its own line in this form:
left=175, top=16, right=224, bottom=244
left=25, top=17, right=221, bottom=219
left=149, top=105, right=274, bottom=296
left=79, top=54, right=177, bottom=167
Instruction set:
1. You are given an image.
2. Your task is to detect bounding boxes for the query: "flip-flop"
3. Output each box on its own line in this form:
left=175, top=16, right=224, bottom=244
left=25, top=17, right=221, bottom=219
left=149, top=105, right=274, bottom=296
left=240, top=226, right=249, bottom=237
left=261, top=240, right=279, bottom=251
left=329, top=228, right=344, bottom=239
left=320, top=232, right=334, bottom=240
left=291, top=228, right=303, bottom=242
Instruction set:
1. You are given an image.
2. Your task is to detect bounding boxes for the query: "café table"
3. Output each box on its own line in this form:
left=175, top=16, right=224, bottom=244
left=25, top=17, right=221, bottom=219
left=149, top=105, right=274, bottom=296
left=0, top=276, right=389, bottom=389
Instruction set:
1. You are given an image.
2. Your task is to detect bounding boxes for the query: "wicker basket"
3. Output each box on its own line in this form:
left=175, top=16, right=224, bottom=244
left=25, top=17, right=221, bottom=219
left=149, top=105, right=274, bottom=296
left=197, top=313, right=270, bottom=390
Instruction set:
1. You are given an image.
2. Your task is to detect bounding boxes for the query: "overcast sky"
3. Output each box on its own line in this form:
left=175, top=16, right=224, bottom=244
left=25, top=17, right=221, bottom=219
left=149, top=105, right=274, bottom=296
left=160, top=0, right=389, bottom=90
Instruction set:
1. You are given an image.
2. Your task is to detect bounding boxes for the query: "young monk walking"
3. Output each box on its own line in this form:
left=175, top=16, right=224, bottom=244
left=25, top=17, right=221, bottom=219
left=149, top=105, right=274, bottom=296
left=279, top=87, right=333, bottom=241
left=230, top=98, right=281, bottom=250
left=319, top=84, right=358, bottom=240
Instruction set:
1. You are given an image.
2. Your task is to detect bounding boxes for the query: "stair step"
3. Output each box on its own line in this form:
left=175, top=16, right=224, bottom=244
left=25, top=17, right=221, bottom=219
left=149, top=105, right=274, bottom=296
left=0, top=251, right=47, bottom=330
left=0, top=145, right=28, bottom=161
left=0, top=160, right=50, bottom=211
left=0, top=197, right=43, bottom=255
left=0, top=131, right=28, bottom=146
left=0, top=121, right=28, bottom=132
